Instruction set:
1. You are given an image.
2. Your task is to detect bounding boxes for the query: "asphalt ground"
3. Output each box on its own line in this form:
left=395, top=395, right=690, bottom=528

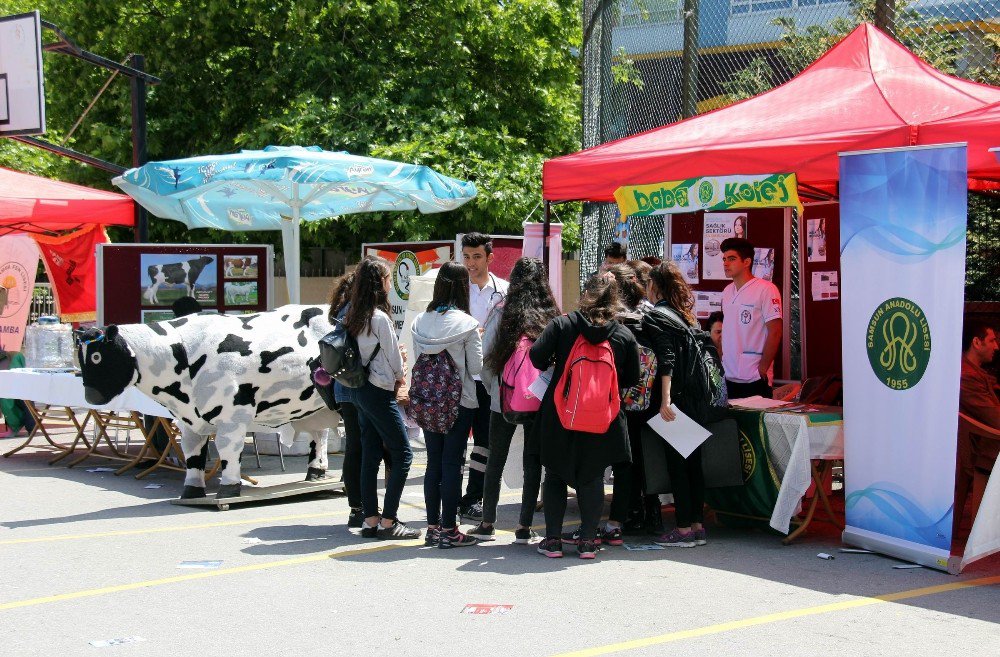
left=1, top=424, right=998, bottom=657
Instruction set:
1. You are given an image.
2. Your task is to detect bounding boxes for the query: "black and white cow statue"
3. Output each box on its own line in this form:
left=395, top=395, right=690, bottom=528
left=77, top=305, right=338, bottom=499
left=144, top=255, right=214, bottom=305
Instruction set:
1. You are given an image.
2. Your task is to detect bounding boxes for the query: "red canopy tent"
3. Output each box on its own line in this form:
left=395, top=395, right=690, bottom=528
left=543, top=23, right=1000, bottom=203
left=0, top=167, right=134, bottom=236
left=0, top=167, right=134, bottom=322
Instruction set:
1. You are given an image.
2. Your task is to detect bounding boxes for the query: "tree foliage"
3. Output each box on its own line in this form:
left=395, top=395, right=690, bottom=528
left=0, top=0, right=583, bottom=255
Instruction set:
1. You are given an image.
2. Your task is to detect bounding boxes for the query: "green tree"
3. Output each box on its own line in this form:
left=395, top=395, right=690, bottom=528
left=0, top=0, right=583, bottom=255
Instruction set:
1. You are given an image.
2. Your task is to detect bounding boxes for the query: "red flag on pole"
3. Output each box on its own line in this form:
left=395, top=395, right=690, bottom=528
left=33, top=224, right=108, bottom=323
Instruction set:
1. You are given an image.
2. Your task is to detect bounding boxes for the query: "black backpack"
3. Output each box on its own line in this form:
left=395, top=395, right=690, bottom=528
left=318, top=317, right=381, bottom=389
left=653, top=306, right=728, bottom=424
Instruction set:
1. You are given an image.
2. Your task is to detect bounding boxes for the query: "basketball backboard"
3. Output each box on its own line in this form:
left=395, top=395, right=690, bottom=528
left=0, top=11, right=45, bottom=136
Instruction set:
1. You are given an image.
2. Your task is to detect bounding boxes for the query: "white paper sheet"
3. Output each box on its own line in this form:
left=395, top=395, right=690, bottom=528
left=728, top=395, right=794, bottom=410
left=646, top=405, right=712, bottom=459
left=527, top=369, right=552, bottom=401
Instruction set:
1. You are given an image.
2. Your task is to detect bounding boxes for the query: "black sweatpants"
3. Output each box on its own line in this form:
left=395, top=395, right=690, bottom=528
left=664, top=443, right=705, bottom=527
left=543, top=469, right=605, bottom=541
left=726, top=378, right=772, bottom=400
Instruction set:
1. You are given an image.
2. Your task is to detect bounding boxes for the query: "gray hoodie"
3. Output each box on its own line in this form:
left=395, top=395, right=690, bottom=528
left=410, top=308, right=483, bottom=408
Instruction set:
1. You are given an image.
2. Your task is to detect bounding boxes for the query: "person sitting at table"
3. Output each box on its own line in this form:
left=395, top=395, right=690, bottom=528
left=956, top=318, right=1000, bottom=530
left=706, top=311, right=723, bottom=360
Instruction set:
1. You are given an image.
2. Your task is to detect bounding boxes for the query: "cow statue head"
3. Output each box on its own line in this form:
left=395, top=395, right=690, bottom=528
left=76, top=326, right=138, bottom=405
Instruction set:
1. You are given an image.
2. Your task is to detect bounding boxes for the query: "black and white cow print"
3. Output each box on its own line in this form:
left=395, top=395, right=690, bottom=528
left=144, top=255, right=214, bottom=305
left=77, top=305, right=338, bottom=499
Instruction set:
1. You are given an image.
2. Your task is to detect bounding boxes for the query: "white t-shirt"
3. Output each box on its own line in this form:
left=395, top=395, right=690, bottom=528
left=721, top=277, right=782, bottom=384
left=469, top=273, right=508, bottom=328
left=469, top=273, right=508, bottom=382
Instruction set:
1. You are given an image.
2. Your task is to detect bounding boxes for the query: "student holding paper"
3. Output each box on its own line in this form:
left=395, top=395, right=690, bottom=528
left=642, top=262, right=708, bottom=548
left=468, top=257, right=560, bottom=544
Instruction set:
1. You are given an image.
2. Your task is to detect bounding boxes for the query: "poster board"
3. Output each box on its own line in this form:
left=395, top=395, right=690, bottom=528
left=97, top=244, right=274, bottom=326
left=667, top=208, right=791, bottom=380
left=362, top=240, right=454, bottom=334
left=799, top=203, right=842, bottom=378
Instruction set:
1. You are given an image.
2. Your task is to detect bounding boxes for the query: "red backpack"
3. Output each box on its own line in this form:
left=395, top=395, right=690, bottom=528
left=553, top=334, right=619, bottom=433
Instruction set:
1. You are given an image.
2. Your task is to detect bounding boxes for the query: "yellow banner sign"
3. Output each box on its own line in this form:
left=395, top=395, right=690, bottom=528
left=614, top=173, right=802, bottom=217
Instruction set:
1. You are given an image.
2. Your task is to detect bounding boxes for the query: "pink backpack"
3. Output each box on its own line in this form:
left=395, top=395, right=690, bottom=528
left=499, top=336, right=542, bottom=424
left=553, top=334, right=619, bottom=433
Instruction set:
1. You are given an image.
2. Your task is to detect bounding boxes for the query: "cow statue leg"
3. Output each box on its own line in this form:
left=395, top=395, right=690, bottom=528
left=292, top=409, right=338, bottom=481
left=179, top=425, right=211, bottom=499
left=214, top=422, right=249, bottom=499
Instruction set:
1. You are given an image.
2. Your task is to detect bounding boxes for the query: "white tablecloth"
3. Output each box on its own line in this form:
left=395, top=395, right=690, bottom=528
left=0, top=370, right=170, bottom=417
left=764, top=408, right=844, bottom=533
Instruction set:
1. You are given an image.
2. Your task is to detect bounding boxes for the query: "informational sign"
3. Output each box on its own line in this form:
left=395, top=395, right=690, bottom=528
left=702, top=213, right=745, bottom=280
left=840, top=144, right=967, bottom=573
left=97, top=244, right=274, bottom=326
left=752, top=247, right=776, bottom=282
left=364, top=241, right=453, bottom=334
left=614, top=173, right=802, bottom=218
left=0, top=234, right=39, bottom=351
left=811, top=271, right=839, bottom=301
left=807, top=218, right=827, bottom=262
left=671, top=243, right=699, bottom=284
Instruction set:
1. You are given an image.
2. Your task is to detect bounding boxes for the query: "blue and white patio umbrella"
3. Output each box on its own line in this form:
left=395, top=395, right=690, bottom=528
left=113, top=145, right=477, bottom=303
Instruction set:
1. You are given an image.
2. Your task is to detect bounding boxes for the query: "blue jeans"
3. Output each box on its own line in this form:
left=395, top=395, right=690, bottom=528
left=354, top=380, right=412, bottom=520
left=424, top=406, right=476, bottom=528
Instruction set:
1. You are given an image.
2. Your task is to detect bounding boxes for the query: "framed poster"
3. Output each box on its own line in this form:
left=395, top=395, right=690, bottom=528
left=97, top=244, right=274, bottom=326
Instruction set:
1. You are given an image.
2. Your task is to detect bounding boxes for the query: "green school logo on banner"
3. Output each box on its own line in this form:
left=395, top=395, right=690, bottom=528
left=392, top=250, right=419, bottom=301
left=866, top=297, right=932, bottom=390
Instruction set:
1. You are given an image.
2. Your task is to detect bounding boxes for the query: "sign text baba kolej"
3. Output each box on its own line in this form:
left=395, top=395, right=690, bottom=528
left=614, top=173, right=803, bottom=218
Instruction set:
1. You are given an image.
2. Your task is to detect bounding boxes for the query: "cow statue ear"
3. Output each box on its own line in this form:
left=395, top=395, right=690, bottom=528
left=105, top=325, right=119, bottom=340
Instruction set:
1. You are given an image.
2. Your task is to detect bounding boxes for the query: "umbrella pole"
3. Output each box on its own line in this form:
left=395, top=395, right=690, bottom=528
left=283, top=182, right=302, bottom=305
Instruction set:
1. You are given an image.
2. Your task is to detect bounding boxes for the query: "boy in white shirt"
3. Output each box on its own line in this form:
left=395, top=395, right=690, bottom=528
left=719, top=238, right=782, bottom=399
left=459, top=232, right=509, bottom=520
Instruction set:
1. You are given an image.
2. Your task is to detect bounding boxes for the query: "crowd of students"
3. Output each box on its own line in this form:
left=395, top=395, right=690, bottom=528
left=325, top=232, right=780, bottom=559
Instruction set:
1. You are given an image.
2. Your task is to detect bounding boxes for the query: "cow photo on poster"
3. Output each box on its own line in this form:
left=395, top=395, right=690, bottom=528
left=140, top=253, right=217, bottom=307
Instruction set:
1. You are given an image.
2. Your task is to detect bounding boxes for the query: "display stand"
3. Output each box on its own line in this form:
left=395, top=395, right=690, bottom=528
left=170, top=478, right=343, bottom=511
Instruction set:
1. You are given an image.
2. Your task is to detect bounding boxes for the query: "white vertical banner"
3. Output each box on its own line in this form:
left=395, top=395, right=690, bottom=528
left=839, top=144, right=967, bottom=572
left=523, top=223, right=562, bottom=308
left=0, top=234, right=40, bottom=352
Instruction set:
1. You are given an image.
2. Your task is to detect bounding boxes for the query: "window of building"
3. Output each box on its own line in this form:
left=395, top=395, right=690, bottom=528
left=620, top=0, right=682, bottom=26
left=731, top=0, right=843, bottom=15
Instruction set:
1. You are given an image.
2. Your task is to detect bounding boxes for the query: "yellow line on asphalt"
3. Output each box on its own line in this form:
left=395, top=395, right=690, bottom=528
left=0, top=511, right=342, bottom=545
left=0, top=492, right=525, bottom=545
left=550, top=576, right=1000, bottom=657
left=0, top=540, right=420, bottom=611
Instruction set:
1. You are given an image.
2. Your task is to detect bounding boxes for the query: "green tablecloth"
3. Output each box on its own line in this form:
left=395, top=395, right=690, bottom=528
left=704, top=408, right=783, bottom=527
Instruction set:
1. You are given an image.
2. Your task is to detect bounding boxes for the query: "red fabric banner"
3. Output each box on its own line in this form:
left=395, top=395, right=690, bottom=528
left=33, top=225, right=108, bottom=322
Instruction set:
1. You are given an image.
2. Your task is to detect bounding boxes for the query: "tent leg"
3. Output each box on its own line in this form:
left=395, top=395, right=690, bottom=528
left=542, top=201, right=551, bottom=271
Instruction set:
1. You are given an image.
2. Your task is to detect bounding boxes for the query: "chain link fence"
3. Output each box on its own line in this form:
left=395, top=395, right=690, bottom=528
left=579, top=0, right=1000, bottom=298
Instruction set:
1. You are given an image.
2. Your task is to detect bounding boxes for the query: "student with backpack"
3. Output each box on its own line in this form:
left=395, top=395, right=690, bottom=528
left=605, top=263, right=661, bottom=542
left=326, top=272, right=393, bottom=530
left=529, top=274, right=640, bottom=559
left=642, top=261, right=714, bottom=548
left=467, top=257, right=560, bottom=544
left=347, top=257, right=420, bottom=540
left=410, top=262, right=484, bottom=548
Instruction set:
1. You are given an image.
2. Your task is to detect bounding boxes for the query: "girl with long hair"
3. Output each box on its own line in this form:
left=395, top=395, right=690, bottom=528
left=467, top=257, right=560, bottom=544
left=410, top=262, right=483, bottom=548
left=347, top=256, right=419, bottom=540
left=328, top=272, right=392, bottom=529
left=529, top=274, right=640, bottom=559
left=642, top=261, right=707, bottom=547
